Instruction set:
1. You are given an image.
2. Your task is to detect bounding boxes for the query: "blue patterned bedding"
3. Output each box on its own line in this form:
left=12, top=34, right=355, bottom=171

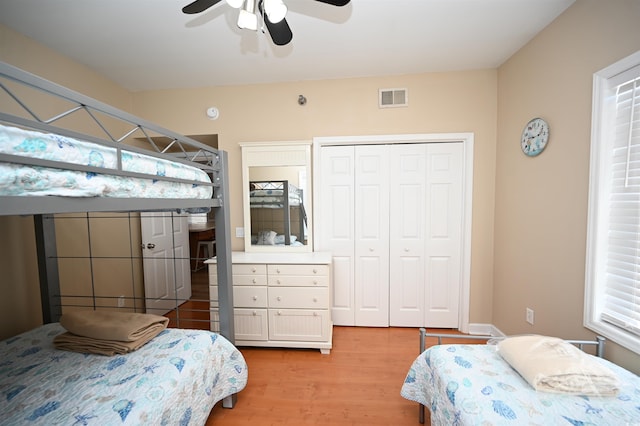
left=0, top=124, right=213, bottom=199
left=0, top=323, right=248, bottom=425
left=401, top=344, right=640, bottom=425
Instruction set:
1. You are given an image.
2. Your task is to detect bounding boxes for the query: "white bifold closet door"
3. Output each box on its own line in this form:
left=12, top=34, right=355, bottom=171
left=317, top=142, right=463, bottom=328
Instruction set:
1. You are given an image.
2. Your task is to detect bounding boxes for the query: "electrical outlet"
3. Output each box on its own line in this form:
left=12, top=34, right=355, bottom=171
left=235, top=227, right=244, bottom=238
left=526, top=308, right=534, bottom=325
left=118, top=295, right=125, bottom=308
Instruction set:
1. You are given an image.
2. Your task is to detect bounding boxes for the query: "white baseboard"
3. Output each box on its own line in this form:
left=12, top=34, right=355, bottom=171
left=467, top=323, right=506, bottom=337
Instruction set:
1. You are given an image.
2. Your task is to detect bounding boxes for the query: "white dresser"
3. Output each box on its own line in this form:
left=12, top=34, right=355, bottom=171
left=207, top=251, right=333, bottom=354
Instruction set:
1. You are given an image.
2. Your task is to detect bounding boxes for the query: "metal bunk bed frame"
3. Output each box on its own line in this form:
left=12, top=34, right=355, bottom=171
left=0, top=61, right=235, bottom=349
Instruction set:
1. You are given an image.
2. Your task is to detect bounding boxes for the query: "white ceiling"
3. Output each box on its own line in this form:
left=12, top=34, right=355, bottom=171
left=0, top=0, right=575, bottom=92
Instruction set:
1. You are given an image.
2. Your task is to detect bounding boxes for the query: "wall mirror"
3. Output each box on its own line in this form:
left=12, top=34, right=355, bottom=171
left=241, top=141, right=312, bottom=252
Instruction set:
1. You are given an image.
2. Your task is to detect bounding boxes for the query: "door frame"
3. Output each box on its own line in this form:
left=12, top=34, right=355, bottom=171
left=312, top=133, right=474, bottom=333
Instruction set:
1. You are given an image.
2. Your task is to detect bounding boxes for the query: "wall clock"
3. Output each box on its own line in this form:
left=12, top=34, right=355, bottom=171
left=521, top=117, right=549, bottom=156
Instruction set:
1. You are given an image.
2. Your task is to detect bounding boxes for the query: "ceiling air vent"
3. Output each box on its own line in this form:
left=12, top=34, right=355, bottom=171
left=379, top=88, right=408, bottom=108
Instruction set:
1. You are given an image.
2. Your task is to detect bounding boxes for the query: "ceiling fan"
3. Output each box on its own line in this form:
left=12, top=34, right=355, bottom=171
left=182, top=0, right=351, bottom=46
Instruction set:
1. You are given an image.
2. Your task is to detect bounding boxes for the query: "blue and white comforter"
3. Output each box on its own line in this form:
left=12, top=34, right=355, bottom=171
left=0, top=124, right=213, bottom=199
left=401, top=344, right=640, bottom=425
left=0, top=323, right=247, bottom=425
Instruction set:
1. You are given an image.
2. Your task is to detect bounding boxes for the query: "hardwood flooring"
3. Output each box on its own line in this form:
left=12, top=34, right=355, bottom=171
left=207, top=326, right=424, bottom=426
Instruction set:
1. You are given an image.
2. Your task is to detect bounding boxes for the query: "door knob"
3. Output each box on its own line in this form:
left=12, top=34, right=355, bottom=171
left=146, top=243, right=155, bottom=249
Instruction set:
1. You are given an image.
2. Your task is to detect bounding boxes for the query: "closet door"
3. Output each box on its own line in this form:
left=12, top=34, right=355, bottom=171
left=389, top=144, right=427, bottom=326
left=424, top=142, right=464, bottom=327
left=354, top=145, right=389, bottom=326
left=317, top=146, right=356, bottom=325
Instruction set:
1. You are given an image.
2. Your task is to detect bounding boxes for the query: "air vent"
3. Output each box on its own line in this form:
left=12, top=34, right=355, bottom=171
left=379, top=88, right=408, bottom=108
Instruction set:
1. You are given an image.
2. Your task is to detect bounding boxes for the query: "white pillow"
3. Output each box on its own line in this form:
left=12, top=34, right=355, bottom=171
left=257, top=230, right=277, bottom=245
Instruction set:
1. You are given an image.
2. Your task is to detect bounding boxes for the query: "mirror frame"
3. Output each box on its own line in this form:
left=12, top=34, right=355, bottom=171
left=241, top=141, right=312, bottom=253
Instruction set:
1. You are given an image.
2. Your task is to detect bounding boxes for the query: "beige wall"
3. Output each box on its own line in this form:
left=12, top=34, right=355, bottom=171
left=495, top=0, right=640, bottom=373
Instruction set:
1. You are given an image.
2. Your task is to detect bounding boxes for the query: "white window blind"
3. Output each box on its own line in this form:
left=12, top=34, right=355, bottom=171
left=601, top=70, right=640, bottom=336
left=585, top=51, right=640, bottom=354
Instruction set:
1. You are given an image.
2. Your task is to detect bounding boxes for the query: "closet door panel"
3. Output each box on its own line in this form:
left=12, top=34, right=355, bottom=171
left=424, top=143, right=464, bottom=327
left=390, top=144, right=427, bottom=326
left=317, top=146, right=356, bottom=325
left=354, top=145, right=389, bottom=326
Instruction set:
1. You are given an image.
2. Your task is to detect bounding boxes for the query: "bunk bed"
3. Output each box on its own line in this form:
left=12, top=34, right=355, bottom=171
left=401, top=329, right=640, bottom=425
left=249, top=180, right=306, bottom=246
left=0, top=61, right=245, bottom=424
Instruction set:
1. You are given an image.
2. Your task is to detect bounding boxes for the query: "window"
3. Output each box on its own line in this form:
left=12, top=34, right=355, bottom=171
left=585, top=50, right=640, bottom=355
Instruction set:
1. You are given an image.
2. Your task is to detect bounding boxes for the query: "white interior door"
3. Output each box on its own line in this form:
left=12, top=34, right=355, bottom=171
left=317, top=145, right=356, bottom=325
left=141, top=212, right=192, bottom=315
left=424, top=143, right=463, bottom=327
left=389, top=144, right=428, bottom=326
left=354, top=145, right=389, bottom=326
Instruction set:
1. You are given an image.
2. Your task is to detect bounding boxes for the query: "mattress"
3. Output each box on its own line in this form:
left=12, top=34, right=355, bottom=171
left=250, top=189, right=302, bottom=207
left=0, top=124, right=213, bottom=199
left=401, top=344, right=640, bottom=425
left=0, top=323, right=248, bottom=425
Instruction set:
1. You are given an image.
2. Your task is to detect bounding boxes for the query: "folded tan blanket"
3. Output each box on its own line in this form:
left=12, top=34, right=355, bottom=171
left=53, top=331, right=163, bottom=356
left=54, top=310, right=169, bottom=356
left=59, top=310, right=169, bottom=342
left=497, top=335, right=620, bottom=396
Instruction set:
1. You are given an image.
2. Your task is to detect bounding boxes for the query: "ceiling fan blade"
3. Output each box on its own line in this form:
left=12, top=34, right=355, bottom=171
left=182, top=0, right=223, bottom=14
left=313, top=0, right=351, bottom=6
left=264, top=17, right=293, bottom=46
left=259, top=1, right=293, bottom=46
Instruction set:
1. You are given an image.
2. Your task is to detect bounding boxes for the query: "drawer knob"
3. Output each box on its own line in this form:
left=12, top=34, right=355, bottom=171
left=277, top=279, right=281, bottom=285
left=276, top=268, right=281, bottom=274
left=253, top=296, right=258, bottom=301
left=313, top=280, right=318, bottom=285
left=252, top=311, right=257, bottom=316
left=313, top=297, right=318, bottom=302
left=252, top=267, right=256, bottom=273
left=252, top=278, right=257, bottom=283
left=313, top=268, right=318, bottom=274
left=277, top=296, right=282, bottom=301
left=313, top=312, right=318, bottom=316
left=277, top=310, right=282, bottom=315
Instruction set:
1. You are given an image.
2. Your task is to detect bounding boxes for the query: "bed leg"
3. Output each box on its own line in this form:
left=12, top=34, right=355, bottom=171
left=419, top=404, right=425, bottom=424
left=222, top=394, right=237, bottom=409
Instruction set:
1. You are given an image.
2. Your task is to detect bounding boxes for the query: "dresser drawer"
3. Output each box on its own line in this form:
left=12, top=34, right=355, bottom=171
left=234, top=274, right=268, bottom=286
left=268, top=309, right=331, bottom=342
left=268, top=287, right=328, bottom=309
left=208, top=264, right=218, bottom=285
left=234, top=308, right=268, bottom=341
left=233, top=264, right=267, bottom=275
left=267, top=264, right=329, bottom=277
left=234, top=286, right=268, bottom=308
left=268, top=274, right=329, bottom=287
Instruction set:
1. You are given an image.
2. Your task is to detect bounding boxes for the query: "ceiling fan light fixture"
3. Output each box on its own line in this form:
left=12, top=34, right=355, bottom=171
left=226, top=0, right=244, bottom=8
left=264, top=0, right=287, bottom=23
left=237, top=0, right=258, bottom=30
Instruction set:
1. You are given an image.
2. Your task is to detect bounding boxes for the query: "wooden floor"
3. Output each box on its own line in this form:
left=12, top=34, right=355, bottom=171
left=207, top=326, right=424, bottom=426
